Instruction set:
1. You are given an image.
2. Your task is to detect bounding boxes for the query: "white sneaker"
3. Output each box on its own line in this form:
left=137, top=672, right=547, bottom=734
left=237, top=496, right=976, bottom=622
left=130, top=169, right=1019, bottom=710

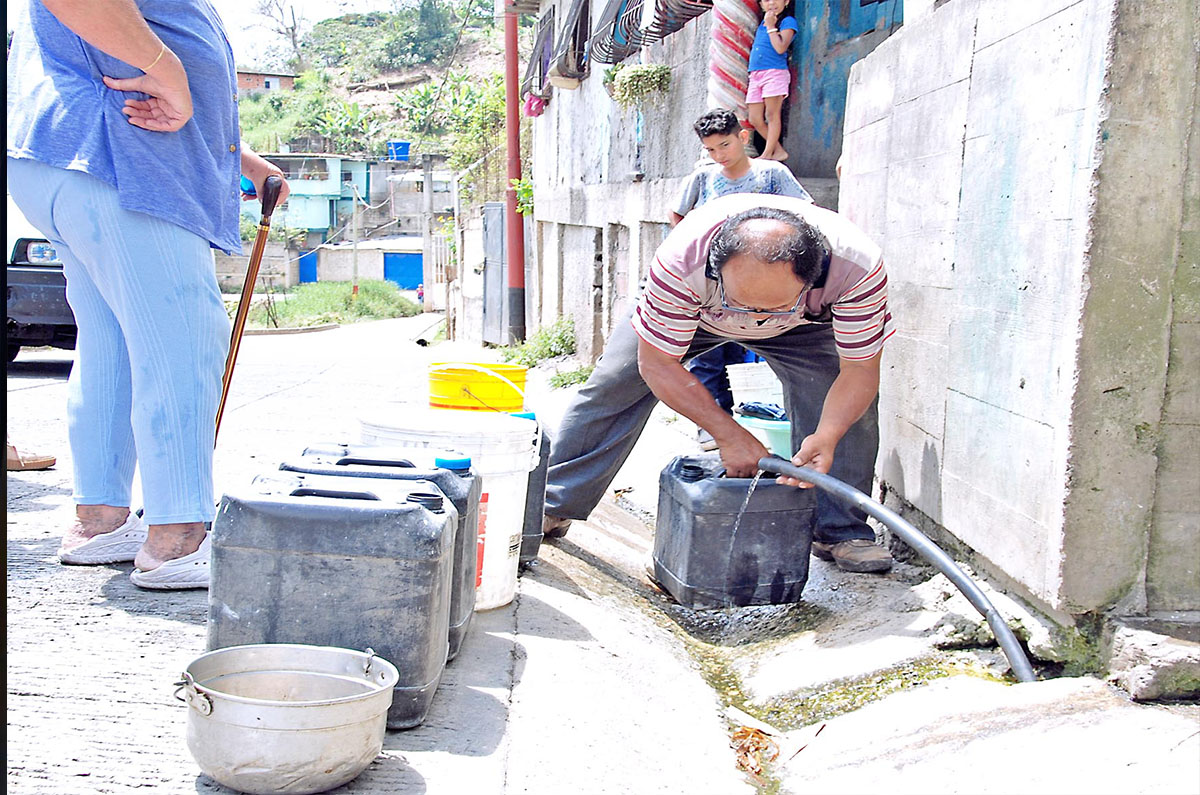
left=58, top=514, right=148, bottom=565
left=130, top=534, right=211, bottom=590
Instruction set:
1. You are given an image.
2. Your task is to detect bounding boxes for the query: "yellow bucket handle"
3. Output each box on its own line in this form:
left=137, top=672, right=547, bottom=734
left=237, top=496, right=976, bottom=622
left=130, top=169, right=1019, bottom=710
left=429, top=362, right=541, bottom=468
left=430, top=362, right=527, bottom=399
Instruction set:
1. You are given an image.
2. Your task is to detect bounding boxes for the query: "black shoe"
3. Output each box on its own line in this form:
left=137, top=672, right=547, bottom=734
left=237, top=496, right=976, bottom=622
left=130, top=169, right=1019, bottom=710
left=543, top=514, right=572, bottom=538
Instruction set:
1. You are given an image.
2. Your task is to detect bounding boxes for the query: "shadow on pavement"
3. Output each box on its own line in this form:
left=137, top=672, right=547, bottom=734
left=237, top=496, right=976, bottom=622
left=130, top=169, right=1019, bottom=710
left=518, top=557, right=594, bottom=604
left=98, top=566, right=209, bottom=624
left=385, top=621, right=522, bottom=758
left=4, top=476, right=72, bottom=509
left=192, top=752, right=429, bottom=794
left=511, top=589, right=595, bottom=642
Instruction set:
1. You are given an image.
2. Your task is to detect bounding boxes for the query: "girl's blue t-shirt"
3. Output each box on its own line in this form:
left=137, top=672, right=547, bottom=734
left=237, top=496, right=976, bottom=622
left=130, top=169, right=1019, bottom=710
left=749, top=16, right=798, bottom=72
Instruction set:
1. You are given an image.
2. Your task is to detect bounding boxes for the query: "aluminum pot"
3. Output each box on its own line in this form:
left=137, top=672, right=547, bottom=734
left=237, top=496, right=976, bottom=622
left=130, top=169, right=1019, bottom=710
left=176, top=644, right=398, bottom=795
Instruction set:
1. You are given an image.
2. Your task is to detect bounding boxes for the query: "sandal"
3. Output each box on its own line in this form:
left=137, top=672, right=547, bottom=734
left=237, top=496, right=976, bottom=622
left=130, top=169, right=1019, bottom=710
left=7, top=443, right=55, bottom=471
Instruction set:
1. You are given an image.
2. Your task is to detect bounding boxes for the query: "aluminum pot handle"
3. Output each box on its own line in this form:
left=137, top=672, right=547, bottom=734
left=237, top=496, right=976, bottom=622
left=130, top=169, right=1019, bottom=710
left=173, top=671, right=212, bottom=716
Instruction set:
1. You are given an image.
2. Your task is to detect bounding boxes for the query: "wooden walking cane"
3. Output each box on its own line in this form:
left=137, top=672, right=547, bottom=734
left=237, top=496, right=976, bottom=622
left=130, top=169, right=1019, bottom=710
left=215, top=175, right=283, bottom=443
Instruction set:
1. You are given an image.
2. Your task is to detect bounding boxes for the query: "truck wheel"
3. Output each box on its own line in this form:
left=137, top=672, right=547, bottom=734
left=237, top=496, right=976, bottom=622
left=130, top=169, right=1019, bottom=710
left=7, top=343, right=20, bottom=363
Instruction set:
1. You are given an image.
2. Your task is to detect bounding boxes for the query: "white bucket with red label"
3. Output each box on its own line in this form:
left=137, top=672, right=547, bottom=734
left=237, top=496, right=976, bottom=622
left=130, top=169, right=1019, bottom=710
left=359, top=407, right=538, bottom=610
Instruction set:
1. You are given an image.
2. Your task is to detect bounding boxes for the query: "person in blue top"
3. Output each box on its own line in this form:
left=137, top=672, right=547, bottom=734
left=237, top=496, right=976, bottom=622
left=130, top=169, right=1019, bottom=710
left=7, top=0, right=290, bottom=591
left=746, top=0, right=798, bottom=161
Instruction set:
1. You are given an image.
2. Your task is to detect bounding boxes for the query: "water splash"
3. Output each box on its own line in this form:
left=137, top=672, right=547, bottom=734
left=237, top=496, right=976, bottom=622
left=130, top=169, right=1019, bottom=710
left=728, top=469, right=765, bottom=559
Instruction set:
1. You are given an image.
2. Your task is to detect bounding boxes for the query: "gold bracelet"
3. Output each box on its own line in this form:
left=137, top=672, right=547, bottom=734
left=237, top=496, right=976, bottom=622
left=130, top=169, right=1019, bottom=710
left=142, top=42, right=166, bottom=72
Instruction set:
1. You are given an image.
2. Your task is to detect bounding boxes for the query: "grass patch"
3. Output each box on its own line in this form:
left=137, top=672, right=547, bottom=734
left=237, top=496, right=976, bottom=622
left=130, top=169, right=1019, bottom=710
left=550, top=365, right=593, bottom=388
left=240, top=280, right=421, bottom=328
left=501, top=316, right=576, bottom=367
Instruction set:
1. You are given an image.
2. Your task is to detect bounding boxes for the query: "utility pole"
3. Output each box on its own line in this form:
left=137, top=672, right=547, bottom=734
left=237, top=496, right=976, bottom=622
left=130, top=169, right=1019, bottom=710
left=351, top=183, right=360, bottom=302
left=503, top=2, right=526, bottom=344
left=422, top=153, right=434, bottom=313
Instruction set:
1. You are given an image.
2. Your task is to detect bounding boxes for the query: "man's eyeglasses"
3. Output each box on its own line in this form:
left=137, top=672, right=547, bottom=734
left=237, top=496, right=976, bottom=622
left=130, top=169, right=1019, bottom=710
left=717, top=273, right=807, bottom=316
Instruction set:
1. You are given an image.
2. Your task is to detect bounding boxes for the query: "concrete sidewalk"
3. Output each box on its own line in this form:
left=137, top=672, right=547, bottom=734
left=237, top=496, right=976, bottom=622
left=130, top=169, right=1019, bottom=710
left=7, top=316, right=1199, bottom=795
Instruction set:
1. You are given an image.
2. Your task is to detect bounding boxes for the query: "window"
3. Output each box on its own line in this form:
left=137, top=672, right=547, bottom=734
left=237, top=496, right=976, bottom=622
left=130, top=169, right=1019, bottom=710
left=521, top=7, right=556, bottom=98
left=550, top=0, right=591, bottom=82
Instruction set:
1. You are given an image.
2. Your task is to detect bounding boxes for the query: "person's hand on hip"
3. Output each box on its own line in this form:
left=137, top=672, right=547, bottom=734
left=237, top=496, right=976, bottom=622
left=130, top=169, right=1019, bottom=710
left=103, top=46, right=193, bottom=132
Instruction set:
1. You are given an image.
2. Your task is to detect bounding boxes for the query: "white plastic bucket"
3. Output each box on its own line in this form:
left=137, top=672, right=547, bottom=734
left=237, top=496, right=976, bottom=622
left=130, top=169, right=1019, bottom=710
left=725, top=361, right=784, bottom=407
left=360, top=407, right=539, bottom=610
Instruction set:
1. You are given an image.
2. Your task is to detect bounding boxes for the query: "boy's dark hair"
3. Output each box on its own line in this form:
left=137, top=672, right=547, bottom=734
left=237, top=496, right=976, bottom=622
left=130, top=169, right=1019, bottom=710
left=693, top=109, right=742, bottom=139
left=708, top=207, right=828, bottom=285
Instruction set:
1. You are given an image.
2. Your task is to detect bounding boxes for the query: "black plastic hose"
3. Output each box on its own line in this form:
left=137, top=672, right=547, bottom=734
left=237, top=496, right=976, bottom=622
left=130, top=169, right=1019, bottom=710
left=758, top=455, right=1037, bottom=683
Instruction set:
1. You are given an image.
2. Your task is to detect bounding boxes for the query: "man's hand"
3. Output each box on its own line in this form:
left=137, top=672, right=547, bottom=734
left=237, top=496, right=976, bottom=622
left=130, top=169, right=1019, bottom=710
left=775, top=431, right=837, bottom=489
left=103, top=47, right=193, bottom=132
left=775, top=353, right=880, bottom=489
left=716, top=427, right=771, bottom=478
left=637, top=337, right=770, bottom=475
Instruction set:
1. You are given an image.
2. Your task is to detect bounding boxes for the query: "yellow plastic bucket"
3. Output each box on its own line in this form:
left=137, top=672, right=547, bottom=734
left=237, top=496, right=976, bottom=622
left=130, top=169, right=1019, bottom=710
left=428, top=362, right=527, bottom=413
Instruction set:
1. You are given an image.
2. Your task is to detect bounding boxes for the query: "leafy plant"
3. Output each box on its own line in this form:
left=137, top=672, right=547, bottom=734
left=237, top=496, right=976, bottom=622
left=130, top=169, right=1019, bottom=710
left=510, top=177, right=534, bottom=216
left=243, top=280, right=421, bottom=328
left=549, top=365, right=593, bottom=388
left=602, top=63, right=624, bottom=87
left=611, top=64, right=671, bottom=107
left=500, top=316, right=575, bottom=367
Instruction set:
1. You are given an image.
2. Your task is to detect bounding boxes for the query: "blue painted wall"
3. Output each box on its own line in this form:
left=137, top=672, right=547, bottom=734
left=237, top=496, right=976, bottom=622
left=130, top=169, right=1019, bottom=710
left=785, top=0, right=902, bottom=177
left=383, top=251, right=423, bottom=289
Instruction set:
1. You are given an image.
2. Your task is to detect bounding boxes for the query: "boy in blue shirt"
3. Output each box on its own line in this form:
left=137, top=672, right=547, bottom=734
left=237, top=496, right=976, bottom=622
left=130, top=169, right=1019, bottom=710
left=670, top=109, right=812, bottom=447
left=746, top=0, right=798, bottom=161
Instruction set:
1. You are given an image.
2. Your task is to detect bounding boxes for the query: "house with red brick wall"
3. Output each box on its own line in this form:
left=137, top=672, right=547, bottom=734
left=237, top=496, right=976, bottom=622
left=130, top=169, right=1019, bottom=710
left=236, top=70, right=296, bottom=95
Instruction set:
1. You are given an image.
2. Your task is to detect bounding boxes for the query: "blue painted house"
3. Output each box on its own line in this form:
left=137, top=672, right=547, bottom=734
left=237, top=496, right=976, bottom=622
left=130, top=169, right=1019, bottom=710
left=244, top=154, right=371, bottom=244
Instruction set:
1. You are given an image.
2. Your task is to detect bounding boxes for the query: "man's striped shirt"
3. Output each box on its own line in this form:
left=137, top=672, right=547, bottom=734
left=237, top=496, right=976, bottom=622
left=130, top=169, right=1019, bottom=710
left=633, top=194, right=894, bottom=361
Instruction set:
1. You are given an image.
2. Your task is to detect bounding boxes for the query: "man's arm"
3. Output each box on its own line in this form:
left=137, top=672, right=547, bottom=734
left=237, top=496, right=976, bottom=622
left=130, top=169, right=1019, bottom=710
left=778, top=352, right=881, bottom=488
left=637, top=337, right=770, bottom=477
left=669, top=210, right=685, bottom=227
left=42, top=0, right=193, bottom=132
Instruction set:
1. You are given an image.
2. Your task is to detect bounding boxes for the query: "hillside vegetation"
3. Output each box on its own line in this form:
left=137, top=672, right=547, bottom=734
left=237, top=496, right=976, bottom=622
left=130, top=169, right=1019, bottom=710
left=239, top=2, right=523, bottom=203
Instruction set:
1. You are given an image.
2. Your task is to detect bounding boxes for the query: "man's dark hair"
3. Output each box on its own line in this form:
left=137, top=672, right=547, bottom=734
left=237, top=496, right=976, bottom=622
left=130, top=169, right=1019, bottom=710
left=693, top=109, right=742, bottom=139
left=708, top=207, right=828, bottom=285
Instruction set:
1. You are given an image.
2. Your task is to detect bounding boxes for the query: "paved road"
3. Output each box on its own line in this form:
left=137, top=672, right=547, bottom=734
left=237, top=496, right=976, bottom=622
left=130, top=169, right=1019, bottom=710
left=6, top=316, right=751, bottom=795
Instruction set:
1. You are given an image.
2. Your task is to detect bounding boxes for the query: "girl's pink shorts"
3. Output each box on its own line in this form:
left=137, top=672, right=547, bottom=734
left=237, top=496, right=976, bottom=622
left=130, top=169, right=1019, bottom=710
left=747, top=68, right=791, bottom=103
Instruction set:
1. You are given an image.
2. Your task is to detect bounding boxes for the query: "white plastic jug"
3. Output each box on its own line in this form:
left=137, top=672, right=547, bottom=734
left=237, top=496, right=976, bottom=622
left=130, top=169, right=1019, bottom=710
left=360, top=407, right=539, bottom=610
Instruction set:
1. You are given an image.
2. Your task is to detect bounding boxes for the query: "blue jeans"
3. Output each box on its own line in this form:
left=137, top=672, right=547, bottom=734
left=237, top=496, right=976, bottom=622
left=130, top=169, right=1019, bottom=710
left=8, top=158, right=229, bottom=524
left=544, top=312, right=879, bottom=544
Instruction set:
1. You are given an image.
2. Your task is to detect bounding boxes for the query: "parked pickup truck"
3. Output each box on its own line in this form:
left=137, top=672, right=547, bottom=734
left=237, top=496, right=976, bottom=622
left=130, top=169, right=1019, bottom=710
left=7, top=194, right=76, bottom=362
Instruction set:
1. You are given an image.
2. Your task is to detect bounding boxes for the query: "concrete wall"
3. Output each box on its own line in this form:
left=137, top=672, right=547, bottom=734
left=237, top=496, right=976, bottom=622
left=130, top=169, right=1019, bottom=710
left=316, top=248, right=384, bottom=283
left=528, top=13, right=711, bottom=358
left=839, top=0, right=1199, bottom=615
left=214, top=242, right=296, bottom=292
left=1077, top=0, right=1199, bottom=614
